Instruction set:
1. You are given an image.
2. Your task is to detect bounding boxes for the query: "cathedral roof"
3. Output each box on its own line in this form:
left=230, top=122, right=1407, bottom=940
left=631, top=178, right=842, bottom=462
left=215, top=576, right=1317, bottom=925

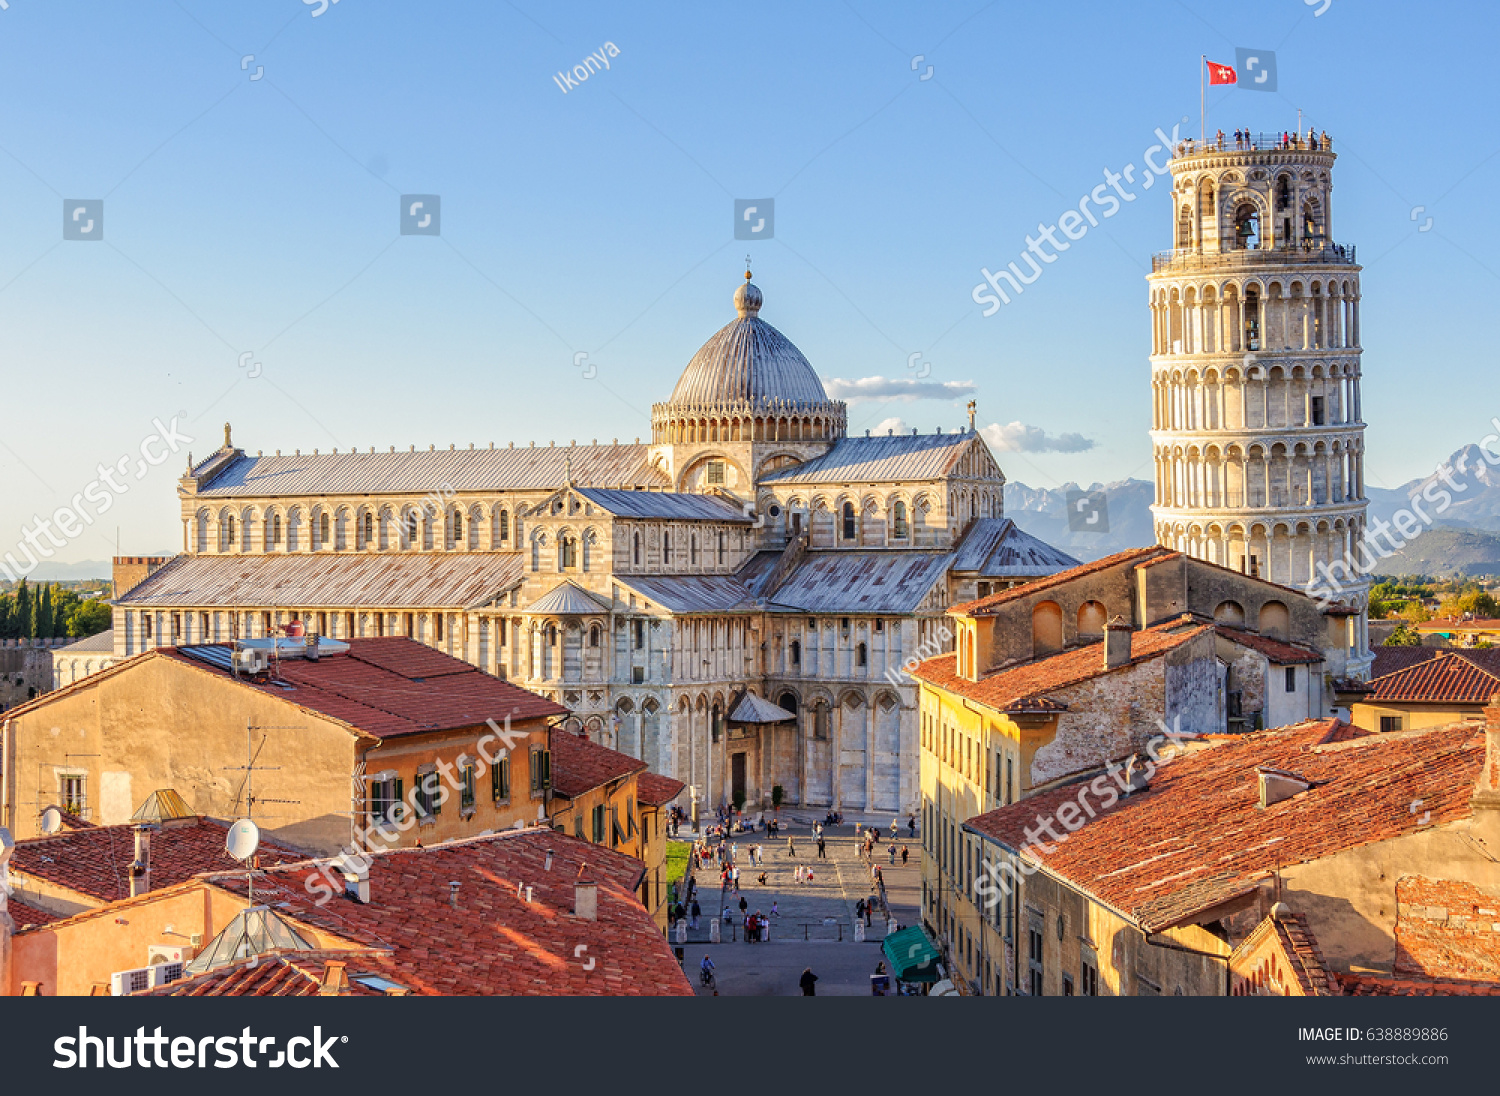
left=114, top=552, right=524, bottom=610
left=758, top=431, right=981, bottom=486
left=665, top=278, right=832, bottom=409
left=525, top=581, right=611, bottom=616
left=950, top=518, right=1081, bottom=577
left=573, top=488, right=753, bottom=523
left=191, top=443, right=664, bottom=498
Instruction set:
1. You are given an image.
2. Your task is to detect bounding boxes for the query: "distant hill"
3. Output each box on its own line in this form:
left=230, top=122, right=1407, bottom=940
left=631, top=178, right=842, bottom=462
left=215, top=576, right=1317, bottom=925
left=1004, top=479, right=1156, bottom=562
left=6, top=560, right=115, bottom=582
left=1370, top=527, right=1500, bottom=579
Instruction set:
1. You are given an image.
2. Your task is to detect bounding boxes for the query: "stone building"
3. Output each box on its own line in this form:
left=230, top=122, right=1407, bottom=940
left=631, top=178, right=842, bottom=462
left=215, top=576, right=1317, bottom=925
left=106, top=272, right=1078, bottom=818
left=1147, top=131, right=1371, bottom=672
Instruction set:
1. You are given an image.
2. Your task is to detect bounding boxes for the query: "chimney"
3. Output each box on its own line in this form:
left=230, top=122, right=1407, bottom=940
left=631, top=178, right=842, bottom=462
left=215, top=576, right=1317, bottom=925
left=319, top=960, right=348, bottom=997
left=339, top=856, right=370, bottom=904
left=575, top=881, right=598, bottom=921
left=305, top=634, right=320, bottom=661
left=1257, top=768, right=1310, bottom=808
left=544, top=849, right=554, bottom=872
left=1123, top=753, right=1151, bottom=794
left=130, top=824, right=155, bottom=897
left=1104, top=616, right=1133, bottom=670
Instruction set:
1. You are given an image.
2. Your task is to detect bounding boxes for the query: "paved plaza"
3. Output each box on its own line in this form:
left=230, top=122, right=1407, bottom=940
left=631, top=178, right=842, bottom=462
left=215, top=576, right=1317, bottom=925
left=672, top=814, right=923, bottom=997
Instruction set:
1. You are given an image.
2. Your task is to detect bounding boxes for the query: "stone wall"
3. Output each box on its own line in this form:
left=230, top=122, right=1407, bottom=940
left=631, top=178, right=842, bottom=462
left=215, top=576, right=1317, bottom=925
left=0, top=639, right=66, bottom=712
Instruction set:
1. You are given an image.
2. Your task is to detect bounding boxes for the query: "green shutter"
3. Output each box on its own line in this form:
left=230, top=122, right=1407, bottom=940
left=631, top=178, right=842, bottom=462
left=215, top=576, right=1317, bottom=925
left=394, top=777, right=404, bottom=821
left=430, top=771, right=441, bottom=815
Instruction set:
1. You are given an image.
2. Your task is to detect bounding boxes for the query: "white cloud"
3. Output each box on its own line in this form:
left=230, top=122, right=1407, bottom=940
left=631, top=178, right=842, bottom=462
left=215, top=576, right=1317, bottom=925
left=822, top=375, right=978, bottom=403
left=871, top=417, right=908, bottom=436
left=980, top=420, right=1095, bottom=453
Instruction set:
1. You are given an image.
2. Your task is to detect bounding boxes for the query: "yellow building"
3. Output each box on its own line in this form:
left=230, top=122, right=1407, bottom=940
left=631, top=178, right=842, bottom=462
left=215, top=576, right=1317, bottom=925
left=548, top=727, right=683, bottom=930
left=1351, top=648, right=1500, bottom=733
left=0, top=637, right=561, bottom=854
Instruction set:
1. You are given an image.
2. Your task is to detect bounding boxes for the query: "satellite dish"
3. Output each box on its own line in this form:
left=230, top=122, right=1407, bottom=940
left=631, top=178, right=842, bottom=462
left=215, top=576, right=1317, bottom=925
left=39, top=807, right=63, bottom=835
left=225, top=819, right=261, bottom=862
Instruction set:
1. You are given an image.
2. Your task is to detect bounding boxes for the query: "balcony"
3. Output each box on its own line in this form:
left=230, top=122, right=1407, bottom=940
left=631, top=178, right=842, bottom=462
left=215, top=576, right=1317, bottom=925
left=1151, top=240, right=1356, bottom=274
left=1173, top=132, right=1333, bottom=157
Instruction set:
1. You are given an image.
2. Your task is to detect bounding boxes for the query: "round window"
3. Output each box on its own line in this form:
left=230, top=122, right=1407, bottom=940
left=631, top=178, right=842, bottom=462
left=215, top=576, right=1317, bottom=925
left=769, top=505, right=782, bottom=517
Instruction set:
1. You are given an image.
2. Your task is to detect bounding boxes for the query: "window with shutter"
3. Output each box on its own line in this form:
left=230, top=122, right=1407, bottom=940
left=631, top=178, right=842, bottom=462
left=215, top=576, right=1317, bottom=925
left=492, top=757, right=511, bottom=803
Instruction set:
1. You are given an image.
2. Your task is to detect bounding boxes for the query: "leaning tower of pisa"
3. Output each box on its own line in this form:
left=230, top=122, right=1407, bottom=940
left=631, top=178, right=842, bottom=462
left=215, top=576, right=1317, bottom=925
left=1147, top=131, right=1370, bottom=673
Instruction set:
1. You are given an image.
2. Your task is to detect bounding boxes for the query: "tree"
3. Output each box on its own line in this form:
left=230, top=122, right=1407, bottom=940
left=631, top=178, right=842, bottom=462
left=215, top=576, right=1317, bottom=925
left=35, top=583, right=53, bottom=638
left=0, top=595, right=11, bottom=639
left=1400, top=602, right=1432, bottom=624
left=65, top=599, right=112, bottom=638
left=14, top=580, right=32, bottom=637
left=1384, top=622, right=1423, bottom=647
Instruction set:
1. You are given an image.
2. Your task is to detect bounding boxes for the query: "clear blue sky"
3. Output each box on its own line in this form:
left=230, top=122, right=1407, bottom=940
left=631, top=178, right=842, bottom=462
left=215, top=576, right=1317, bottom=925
left=1, top=0, right=1493, bottom=563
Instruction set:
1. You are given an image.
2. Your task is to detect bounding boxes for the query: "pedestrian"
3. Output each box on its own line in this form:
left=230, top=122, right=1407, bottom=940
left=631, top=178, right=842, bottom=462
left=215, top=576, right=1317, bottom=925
left=855, top=898, right=866, bottom=921
left=907, top=814, right=916, bottom=838
left=787, top=835, right=796, bottom=857
left=691, top=898, right=701, bottom=928
left=770, top=900, right=780, bottom=918
left=757, top=871, right=768, bottom=886
left=805, top=868, right=814, bottom=885
left=817, top=837, right=826, bottom=858
left=1215, top=127, right=1224, bottom=150
left=901, top=845, right=909, bottom=865
left=864, top=900, right=872, bottom=927
left=890, top=818, right=899, bottom=840
left=889, top=843, right=897, bottom=864
left=732, top=866, right=740, bottom=893
left=723, top=905, right=733, bottom=925
left=739, top=895, right=748, bottom=915
left=799, top=968, right=818, bottom=996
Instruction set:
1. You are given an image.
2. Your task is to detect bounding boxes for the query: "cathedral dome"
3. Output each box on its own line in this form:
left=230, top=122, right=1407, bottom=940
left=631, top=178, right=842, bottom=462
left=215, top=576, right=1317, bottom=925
left=668, top=277, right=830, bottom=407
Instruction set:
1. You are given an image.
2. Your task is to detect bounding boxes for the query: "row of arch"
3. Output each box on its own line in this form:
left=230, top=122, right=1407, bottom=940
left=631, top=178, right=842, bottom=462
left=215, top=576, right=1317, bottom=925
left=1170, top=165, right=1333, bottom=253
left=652, top=406, right=847, bottom=445
left=1154, top=439, right=1365, bottom=510
left=1152, top=361, right=1362, bottom=433
left=193, top=501, right=521, bottom=554
left=1150, top=277, right=1360, bottom=356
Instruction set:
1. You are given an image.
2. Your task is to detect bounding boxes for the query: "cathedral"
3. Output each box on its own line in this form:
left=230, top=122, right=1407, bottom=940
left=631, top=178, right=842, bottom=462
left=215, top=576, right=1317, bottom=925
left=110, top=271, right=1078, bottom=817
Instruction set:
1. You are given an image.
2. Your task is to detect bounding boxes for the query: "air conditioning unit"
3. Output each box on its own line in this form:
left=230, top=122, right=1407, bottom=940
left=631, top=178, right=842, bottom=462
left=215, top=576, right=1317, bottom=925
left=147, top=944, right=193, bottom=966
left=233, top=647, right=270, bottom=675
left=110, top=961, right=184, bottom=996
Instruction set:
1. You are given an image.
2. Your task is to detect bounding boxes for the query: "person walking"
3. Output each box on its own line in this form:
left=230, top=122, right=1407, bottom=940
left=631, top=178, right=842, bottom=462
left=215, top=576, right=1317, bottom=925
left=770, top=900, right=779, bottom=918
left=738, top=895, right=748, bottom=916
left=732, top=865, right=740, bottom=893
left=690, top=898, right=701, bottom=929
left=786, top=835, right=796, bottom=857
left=888, top=843, right=897, bottom=865
left=907, top=814, right=916, bottom=838
left=901, top=845, right=909, bottom=865
left=816, top=836, right=826, bottom=859
left=799, top=968, right=818, bottom=996
left=890, top=818, right=899, bottom=840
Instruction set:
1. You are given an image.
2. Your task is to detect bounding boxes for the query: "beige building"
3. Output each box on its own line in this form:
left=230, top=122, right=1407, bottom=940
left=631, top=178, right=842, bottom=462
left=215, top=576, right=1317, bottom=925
left=1, top=637, right=560, bottom=853
left=914, top=545, right=1350, bottom=991
left=106, top=273, right=1078, bottom=816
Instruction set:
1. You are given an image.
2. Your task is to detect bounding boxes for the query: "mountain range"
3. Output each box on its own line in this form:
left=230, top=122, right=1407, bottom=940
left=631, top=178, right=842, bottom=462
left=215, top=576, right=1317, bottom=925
left=1005, top=444, right=1500, bottom=575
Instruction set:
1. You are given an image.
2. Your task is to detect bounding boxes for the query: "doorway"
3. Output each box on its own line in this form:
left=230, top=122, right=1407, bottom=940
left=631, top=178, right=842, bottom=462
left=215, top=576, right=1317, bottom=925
left=731, top=752, right=747, bottom=805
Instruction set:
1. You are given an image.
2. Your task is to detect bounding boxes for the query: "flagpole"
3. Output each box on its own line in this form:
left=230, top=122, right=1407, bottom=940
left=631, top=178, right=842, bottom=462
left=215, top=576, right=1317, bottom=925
left=1200, top=55, right=1206, bottom=142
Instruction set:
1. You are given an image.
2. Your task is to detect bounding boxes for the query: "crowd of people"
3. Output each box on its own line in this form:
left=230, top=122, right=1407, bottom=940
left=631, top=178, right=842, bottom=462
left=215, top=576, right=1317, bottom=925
left=1182, top=126, right=1332, bottom=155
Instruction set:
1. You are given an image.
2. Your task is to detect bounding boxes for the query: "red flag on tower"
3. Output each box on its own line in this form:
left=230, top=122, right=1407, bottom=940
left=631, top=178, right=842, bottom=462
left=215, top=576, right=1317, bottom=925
left=1206, top=60, right=1237, bottom=85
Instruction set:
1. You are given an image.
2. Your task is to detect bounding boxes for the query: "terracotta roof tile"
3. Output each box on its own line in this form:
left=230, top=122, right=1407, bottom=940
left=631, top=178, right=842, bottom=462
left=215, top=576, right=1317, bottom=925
left=550, top=728, right=648, bottom=798
left=636, top=773, right=687, bottom=806
left=1366, top=650, right=1500, bottom=706
left=142, top=950, right=394, bottom=997
left=965, top=721, right=1484, bottom=933
left=204, top=830, right=692, bottom=996
left=913, top=617, right=1212, bottom=712
left=11, top=817, right=306, bottom=903
left=5, top=896, right=62, bottom=930
left=1218, top=627, right=1324, bottom=665
left=164, top=639, right=568, bottom=737
left=1337, top=972, right=1500, bottom=996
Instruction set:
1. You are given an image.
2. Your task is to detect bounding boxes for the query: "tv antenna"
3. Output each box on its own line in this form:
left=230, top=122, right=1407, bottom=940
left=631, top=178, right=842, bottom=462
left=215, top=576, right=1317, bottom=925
left=221, top=721, right=302, bottom=903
